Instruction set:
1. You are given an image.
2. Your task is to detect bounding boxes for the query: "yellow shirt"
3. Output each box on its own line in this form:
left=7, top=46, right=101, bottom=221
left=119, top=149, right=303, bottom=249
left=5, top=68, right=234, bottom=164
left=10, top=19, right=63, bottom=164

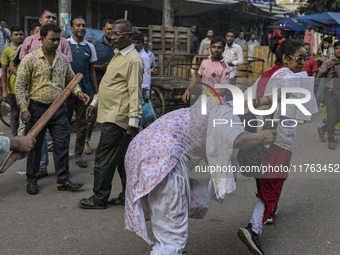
left=15, top=47, right=81, bottom=112
left=1, top=44, right=17, bottom=94
left=93, top=44, right=143, bottom=129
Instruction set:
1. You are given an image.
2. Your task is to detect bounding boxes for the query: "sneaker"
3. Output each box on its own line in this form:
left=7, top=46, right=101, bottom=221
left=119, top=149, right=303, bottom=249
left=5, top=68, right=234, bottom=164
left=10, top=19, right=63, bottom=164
left=317, top=127, right=326, bottom=142
left=238, top=223, right=265, bottom=255
left=83, top=142, right=92, bottom=155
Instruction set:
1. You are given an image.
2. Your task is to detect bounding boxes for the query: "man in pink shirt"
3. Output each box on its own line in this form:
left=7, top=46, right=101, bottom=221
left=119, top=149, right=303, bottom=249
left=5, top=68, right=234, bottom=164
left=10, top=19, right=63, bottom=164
left=19, top=8, right=72, bottom=62
left=182, top=36, right=230, bottom=103
left=301, top=43, right=318, bottom=78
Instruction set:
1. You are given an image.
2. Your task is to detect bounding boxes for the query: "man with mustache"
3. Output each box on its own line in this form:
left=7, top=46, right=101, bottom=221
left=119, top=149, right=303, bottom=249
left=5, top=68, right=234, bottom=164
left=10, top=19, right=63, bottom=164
left=15, top=23, right=89, bottom=195
left=78, top=19, right=144, bottom=209
left=19, top=8, right=73, bottom=179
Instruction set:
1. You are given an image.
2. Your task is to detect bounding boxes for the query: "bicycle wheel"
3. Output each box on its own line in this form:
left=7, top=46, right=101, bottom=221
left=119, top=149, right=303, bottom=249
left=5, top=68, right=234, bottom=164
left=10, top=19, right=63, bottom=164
left=0, top=97, right=11, bottom=127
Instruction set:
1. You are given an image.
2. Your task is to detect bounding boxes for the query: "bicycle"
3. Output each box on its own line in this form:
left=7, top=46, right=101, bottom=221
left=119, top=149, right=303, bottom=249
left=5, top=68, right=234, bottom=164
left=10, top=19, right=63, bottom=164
left=0, top=87, right=11, bottom=127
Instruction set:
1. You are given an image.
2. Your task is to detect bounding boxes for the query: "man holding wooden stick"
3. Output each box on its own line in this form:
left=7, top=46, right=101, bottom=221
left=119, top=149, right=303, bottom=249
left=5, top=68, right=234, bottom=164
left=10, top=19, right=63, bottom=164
left=15, top=23, right=89, bottom=195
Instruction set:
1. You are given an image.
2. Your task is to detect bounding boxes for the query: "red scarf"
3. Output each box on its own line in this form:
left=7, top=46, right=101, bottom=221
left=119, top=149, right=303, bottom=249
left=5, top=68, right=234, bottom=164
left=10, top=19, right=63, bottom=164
left=256, top=65, right=284, bottom=98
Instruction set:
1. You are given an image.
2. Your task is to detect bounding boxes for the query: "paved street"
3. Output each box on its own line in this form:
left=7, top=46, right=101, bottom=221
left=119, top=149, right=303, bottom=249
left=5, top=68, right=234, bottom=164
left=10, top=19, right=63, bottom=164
left=0, top=108, right=339, bottom=255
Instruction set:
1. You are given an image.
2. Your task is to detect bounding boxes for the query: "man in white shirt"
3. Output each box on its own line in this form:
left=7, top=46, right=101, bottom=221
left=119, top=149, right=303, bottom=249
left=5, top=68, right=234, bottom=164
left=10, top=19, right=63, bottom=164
left=198, top=29, right=213, bottom=55
left=143, top=34, right=155, bottom=70
left=132, top=33, right=151, bottom=100
left=222, top=30, right=243, bottom=100
left=247, top=32, right=260, bottom=60
left=234, top=31, right=246, bottom=45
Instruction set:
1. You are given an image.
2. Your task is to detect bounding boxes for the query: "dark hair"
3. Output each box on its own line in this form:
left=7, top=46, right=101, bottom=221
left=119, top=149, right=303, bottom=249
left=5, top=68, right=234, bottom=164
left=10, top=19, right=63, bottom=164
left=304, top=42, right=310, bottom=47
left=226, top=30, right=235, bottom=36
left=102, top=18, right=114, bottom=28
left=40, top=8, right=57, bottom=18
left=250, top=32, right=256, bottom=37
left=334, top=41, right=340, bottom=48
left=11, top=26, right=23, bottom=33
left=0, top=18, right=6, bottom=23
left=211, top=36, right=226, bottom=48
left=30, top=22, right=41, bottom=32
left=275, top=39, right=304, bottom=66
left=71, top=16, right=85, bottom=26
left=131, top=33, right=144, bottom=44
left=113, top=19, right=133, bottom=33
left=324, top=37, right=332, bottom=44
left=40, top=23, right=61, bottom=37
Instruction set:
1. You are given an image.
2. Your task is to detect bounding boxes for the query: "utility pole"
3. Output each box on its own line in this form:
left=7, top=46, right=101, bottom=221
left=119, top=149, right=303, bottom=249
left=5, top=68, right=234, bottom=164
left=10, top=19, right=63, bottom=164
left=59, top=0, right=71, bottom=37
left=162, top=0, right=173, bottom=27
left=86, top=0, right=92, bottom=28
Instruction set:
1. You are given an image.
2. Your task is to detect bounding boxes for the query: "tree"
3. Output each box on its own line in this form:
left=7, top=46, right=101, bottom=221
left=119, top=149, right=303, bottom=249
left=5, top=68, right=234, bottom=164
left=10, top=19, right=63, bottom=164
left=297, top=0, right=340, bottom=15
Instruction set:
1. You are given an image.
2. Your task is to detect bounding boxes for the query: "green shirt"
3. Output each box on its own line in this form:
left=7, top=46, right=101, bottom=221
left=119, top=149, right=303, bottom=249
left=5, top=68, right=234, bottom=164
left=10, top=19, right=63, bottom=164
left=1, top=44, right=17, bottom=94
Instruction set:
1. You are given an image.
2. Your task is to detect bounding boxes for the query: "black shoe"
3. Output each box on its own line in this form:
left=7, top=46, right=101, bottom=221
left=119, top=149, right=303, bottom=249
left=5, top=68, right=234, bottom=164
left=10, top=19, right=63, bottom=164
left=57, top=180, right=83, bottom=191
left=75, top=157, right=88, bottom=168
left=26, top=182, right=39, bottom=195
left=317, top=127, right=326, bottom=142
left=77, top=196, right=107, bottom=209
left=108, top=196, right=125, bottom=206
left=36, top=171, right=48, bottom=179
left=238, top=223, right=265, bottom=255
left=328, top=141, right=336, bottom=150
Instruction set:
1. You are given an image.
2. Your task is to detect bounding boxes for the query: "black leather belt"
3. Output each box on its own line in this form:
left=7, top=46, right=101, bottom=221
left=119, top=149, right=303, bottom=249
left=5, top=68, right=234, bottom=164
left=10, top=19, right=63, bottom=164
left=30, top=99, right=52, bottom=107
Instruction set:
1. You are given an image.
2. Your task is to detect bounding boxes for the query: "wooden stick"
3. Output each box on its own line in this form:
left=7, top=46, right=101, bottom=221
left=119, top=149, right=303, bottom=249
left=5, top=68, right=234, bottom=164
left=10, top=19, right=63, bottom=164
left=0, top=73, right=83, bottom=174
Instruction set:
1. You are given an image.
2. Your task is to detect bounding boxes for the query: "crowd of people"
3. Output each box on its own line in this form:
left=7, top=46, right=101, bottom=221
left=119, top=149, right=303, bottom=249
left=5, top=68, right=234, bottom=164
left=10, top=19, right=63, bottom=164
left=0, top=9, right=336, bottom=255
left=190, top=26, right=339, bottom=151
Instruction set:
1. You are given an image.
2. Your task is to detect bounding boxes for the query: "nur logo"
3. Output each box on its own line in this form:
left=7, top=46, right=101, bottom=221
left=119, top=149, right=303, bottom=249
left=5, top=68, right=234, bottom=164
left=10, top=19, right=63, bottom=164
left=200, top=83, right=312, bottom=116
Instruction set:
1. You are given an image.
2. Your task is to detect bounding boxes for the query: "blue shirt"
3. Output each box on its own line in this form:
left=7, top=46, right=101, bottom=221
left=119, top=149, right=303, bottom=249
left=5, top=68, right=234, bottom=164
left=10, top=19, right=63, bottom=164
left=92, top=37, right=115, bottom=85
left=68, top=37, right=97, bottom=96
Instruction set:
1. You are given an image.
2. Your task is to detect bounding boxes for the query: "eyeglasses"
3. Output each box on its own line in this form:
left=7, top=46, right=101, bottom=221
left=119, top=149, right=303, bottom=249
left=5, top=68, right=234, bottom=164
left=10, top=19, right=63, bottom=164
left=110, top=31, right=131, bottom=37
left=289, top=55, right=308, bottom=65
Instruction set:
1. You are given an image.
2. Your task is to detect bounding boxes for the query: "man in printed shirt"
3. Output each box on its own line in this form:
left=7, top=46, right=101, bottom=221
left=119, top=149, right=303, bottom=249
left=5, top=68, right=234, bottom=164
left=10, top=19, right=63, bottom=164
left=1, top=27, right=24, bottom=136
left=67, top=16, right=97, bottom=168
left=182, top=36, right=230, bottom=103
left=15, top=24, right=89, bottom=195
left=20, top=8, right=73, bottom=179
left=78, top=19, right=144, bottom=209
left=222, top=30, right=243, bottom=98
